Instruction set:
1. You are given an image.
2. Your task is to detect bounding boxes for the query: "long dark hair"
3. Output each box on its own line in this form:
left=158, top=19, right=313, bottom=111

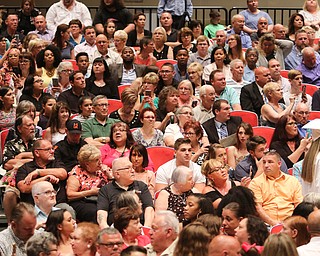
left=88, top=57, right=111, bottom=82
left=53, top=24, right=69, bottom=50
left=210, top=46, right=230, bottom=65
left=0, top=87, right=12, bottom=110
left=288, top=13, right=305, bottom=36
left=271, top=114, right=301, bottom=144
left=45, top=209, right=67, bottom=243
left=129, top=144, right=149, bottom=168
left=48, top=101, right=71, bottom=133
left=22, top=75, right=37, bottom=96
left=109, top=122, right=135, bottom=149
left=19, top=52, right=36, bottom=75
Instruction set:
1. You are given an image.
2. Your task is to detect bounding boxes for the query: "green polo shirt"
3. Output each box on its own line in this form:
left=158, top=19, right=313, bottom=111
left=82, top=117, right=120, bottom=139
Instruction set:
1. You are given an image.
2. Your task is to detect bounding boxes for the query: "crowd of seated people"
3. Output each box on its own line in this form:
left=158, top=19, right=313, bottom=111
left=2, top=0, right=320, bottom=254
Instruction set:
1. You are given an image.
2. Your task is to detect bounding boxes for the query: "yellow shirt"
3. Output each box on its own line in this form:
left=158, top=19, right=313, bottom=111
left=249, top=172, right=303, bottom=222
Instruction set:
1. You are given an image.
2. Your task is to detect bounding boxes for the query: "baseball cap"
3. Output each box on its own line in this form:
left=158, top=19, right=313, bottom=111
left=66, top=119, right=82, bottom=134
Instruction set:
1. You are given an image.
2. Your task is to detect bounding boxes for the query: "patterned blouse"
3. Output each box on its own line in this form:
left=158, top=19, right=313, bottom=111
left=0, top=108, right=15, bottom=131
left=132, top=128, right=164, bottom=148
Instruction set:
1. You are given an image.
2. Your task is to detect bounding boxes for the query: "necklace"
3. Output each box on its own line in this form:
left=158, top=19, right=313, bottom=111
left=46, top=68, right=55, bottom=77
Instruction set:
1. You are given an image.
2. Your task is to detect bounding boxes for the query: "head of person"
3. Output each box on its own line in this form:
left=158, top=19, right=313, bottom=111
left=187, top=62, right=203, bottom=83
left=19, top=52, right=36, bottom=75
left=71, top=222, right=100, bottom=256
left=26, top=231, right=58, bottom=256
left=171, top=165, right=195, bottom=192
left=92, top=95, right=109, bottom=119
left=282, top=216, right=310, bottom=247
left=109, top=122, right=134, bottom=149
left=62, top=0, right=75, bottom=8
left=263, top=81, right=283, bottom=101
left=16, top=100, right=36, bottom=119
left=262, top=150, right=282, bottom=178
left=96, top=227, right=124, bottom=256
left=158, top=86, right=179, bottom=112
left=69, top=71, right=85, bottom=91
left=22, top=75, right=44, bottom=96
left=176, top=48, right=189, bottom=66
left=114, top=207, right=142, bottom=239
left=21, top=0, right=35, bottom=13
left=294, top=29, right=309, bottom=50
left=112, top=157, right=135, bottom=186
left=10, top=202, right=36, bottom=243
left=212, top=99, right=231, bottom=123
left=90, top=57, right=111, bottom=81
left=0, top=87, right=14, bottom=110
left=235, top=122, right=253, bottom=148
left=139, top=107, right=156, bottom=128
left=207, top=144, right=227, bottom=163
left=15, top=114, right=35, bottom=141
left=209, top=10, right=221, bottom=25
left=100, top=0, right=125, bottom=10
left=268, top=59, right=281, bottom=80
left=227, top=34, right=242, bottom=53
left=133, top=12, right=146, bottom=29
left=36, top=44, right=62, bottom=69
left=129, top=143, right=149, bottom=171
left=160, top=11, right=173, bottom=28
left=76, top=52, right=90, bottom=73
left=32, top=181, right=57, bottom=211
left=288, top=69, right=303, bottom=89
left=254, top=66, right=271, bottom=87
left=246, top=135, right=267, bottom=160
left=96, top=34, right=109, bottom=54
left=120, top=246, right=147, bottom=256
left=235, top=215, right=269, bottom=246
left=83, top=26, right=96, bottom=45
left=174, top=222, right=211, bottom=256
left=231, top=14, right=245, bottom=32
left=245, top=47, right=259, bottom=68
left=28, top=38, right=45, bottom=58
left=288, top=13, right=305, bottom=35
left=198, top=84, right=215, bottom=108
left=5, top=13, right=18, bottom=31
left=221, top=202, right=243, bottom=236
left=114, top=191, right=142, bottom=216
left=184, top=193, right=214, bottom=222
left=53, top=24, right=70, bottom=49
left=177, top=80, right=193, bottom=102
left=178, top=27, right=194, bottom=45
left=210, top=46, right=230, bottom=64
left=208, top=234, right=241, bottom=256
left=215, top=29, right=227, bottom=47
left=257, top=17, right=268, bottom=33
left=69, top=19, right=82, bottom=37
left=273, top=23, right=287, bottom=39
left=261, top=233, right=298, bottom=256
left=149, top=210, right=179, bottom=253
left=188, top=19, right=203, bottom=36
left=121, top=46, right=135, bottom=64
left=196, top=214, right=222, bottom=238
left=303, top=192, right=320, bottom=209
left=259, top=33, right=276, bottom=56
left=293, top=102, right=310, bottom=126
left=174, top=138, right=192, bottom=164
left=183, top=120, right=203, bottom=144
left=34, top=14, right=47, bottom=32
left=303, top=25, right=316, bottom=42
left=302, top=46, right=317, bottom=69
left=56, top=61, right=74, bottom=81
left=152, top=26, right=167, bottom=44
left=272, top=114, right=299, bottom=142
left=210, top=70, right=226, bottom=93
left=230, top=59, right=244, bottom=81
left=48, top=101, right=71, bottom=132
left=77, top=144, right=102, bottom=175
left=120, top=88, right=137, bottom=113
left=159, top=63, right=175, bottom=83
left=201, top=159, right=229, bottom=186
left=306, top=208, right=320, bottom=236
left=303, top=0, right=320, bottom=11
left=142, top=72, right=159, bottom=94
left=139, top=36, right=154, bottom=54
left=7, top=48, right=20, bottom=67
left=292, top=201, right=315, bottom=219
left=114, top=30, right=128, bottom=52
left=45, top=209, right=76, bottom=243
left=32, top=139, right=55, bottom=163
left=78, top=95, right=93, bottom=117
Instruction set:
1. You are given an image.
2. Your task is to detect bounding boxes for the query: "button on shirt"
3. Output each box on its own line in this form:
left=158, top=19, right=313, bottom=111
left=28, top=29, right=54, bottom=42
left=121, top=67, right=137, bottom=85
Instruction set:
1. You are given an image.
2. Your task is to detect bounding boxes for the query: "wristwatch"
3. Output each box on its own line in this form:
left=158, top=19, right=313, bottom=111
left=101, top=137, right=107, bottom=143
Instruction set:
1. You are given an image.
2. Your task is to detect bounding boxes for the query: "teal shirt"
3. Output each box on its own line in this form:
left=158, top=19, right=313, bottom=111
left=82, top=117, right=120, bottom=139
left=215, top=86, right=240, bottom=110
left=204, top=24, right=225, bottom=39
left=141, top=96, right=159, bottom=109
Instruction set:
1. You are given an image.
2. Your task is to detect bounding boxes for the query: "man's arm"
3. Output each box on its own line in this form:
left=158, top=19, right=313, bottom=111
left=144, top=207, right=154, bottom=227
left=97, top=209, right=109, bottom=229
left=45, top=6, right=56, bottom=32
left=240, top=86, right=254, bottom=112
left=232, top=103, right=242, bottom=110
left=256, top=203, right=278, bottom=226
left=4, top=151, right=33, bottom=171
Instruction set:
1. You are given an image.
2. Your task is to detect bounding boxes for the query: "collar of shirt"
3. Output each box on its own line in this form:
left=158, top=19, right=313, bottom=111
left=214, top=119, right=225, bottom=128
left=8, top=226, right=26, bottom=249
left=264, top=171, right=285, bottom=181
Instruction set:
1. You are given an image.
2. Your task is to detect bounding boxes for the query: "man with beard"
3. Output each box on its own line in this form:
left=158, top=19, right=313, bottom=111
left=16, top=139, right=68, bottom=205
left=109, top=46, right=146, bottom=86
left=173, top=48, right=189, bottom=82
left=54, top=119, right=87, bottom=173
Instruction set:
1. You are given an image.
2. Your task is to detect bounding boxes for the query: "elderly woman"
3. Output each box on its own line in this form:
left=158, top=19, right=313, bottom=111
left=152, top=27, right=174, bottom=60
left=257, top=33, right=293, bottom=69
left=187, top=62, right=205, bottom=97
left=270, top=114, right=312, bottom=168
left=114, top=207, right=150, bottom=248
left=173, top=27, right=197, bottom=59
left=111, top=30, right=128, bottom=55
left=155, top=86, right=179, bottom=131
left=155, top=166, right=198, bottom=222
left=71, top=222, right=100, bottom=256
left=67, top=144, right=111, bottom=223
left=26, top=231, right=58, bottom=256
left=127, top=12, right=152, bottom=47
left=28, top=38, right=45, bottom=59
left=109, top=88, right=142, bottom=128
left=177, top=80, right=199, bottom=107
left=132, top=108, right=164, bottom=147
left=47, top=61, right=73, bottom=98
left=36, top=44, right=62, bottom=87
left=260, top=82, right=295, bottom=127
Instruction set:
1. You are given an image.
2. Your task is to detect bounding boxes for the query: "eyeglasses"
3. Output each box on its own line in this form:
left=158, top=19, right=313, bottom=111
left=286, top=121, right=297, bottom=126
left=160, top=70, right=172, bottom=74
left=181, top=111, right=194, bottom=116
left=35, top=147, right=55, bottom=151
left=19, top=59, right=30, bottom=64
left=37, top=190, right=57, bottom=196
left=34, top=79, right=44, bottom=83
left=94, top=103, right=109, bottom=107
left=297, top=111, right=309, bottom=115
left=113, top=128, right=126, bottom=133
left=99, top=242, right=124, bottom=248
left=61, top=69, right=73, bottom=73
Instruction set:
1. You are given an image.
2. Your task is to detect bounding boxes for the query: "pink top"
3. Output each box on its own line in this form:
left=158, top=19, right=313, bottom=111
left=100, top=144, right=130, bottom=167
left=122, top=235, right=151, bottom=250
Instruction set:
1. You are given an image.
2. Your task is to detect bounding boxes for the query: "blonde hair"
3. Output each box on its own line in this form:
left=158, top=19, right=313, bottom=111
left=121, top=88, right=138, bottom=105
left=303, top=0, right=320, bottom=12
left=302, top=138, right=320, bottom=183
left=77, top=144, right=101, bottom=168
left=178, top=79, right=194, bottom=96
left=187, top=62, right=203, bottom=77
left=153, top=27, right=167, bottom=42
left=263, top=82, right=280, bottom=100
left=201, top=159, right=223, bottom=177
left=143, top=72, right=159, bottom=84
left=114, top=30, right=128, bottom=41
left=262, top=233, right=298, bottom=256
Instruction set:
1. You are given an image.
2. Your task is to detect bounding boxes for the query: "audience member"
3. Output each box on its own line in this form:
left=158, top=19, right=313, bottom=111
left=1, top=14, right=24, bottom=41
left=293, top=102, right=310, bottom=137
left=282, top=215, right=310, bottom=247
left=287, top=13, right=305, bottom=41
left=173, top=48, right=190, bottom=82
left=250, top=17, right=269, bottom=46
left=26, top=231, right=58, bottom=256
left=28, top=15, right=54, bottom=42
left=243, top=47, right=259, bottom=83
left=204, top=10, right=225, bottom=39
left=159, top=12, right=179, bottom=47
left=297, top=46, right=320, bottom=86
left=0, top=87, right=16, bottom=132
left=74, top=26, right=97, bottom=63
left=52, top=24, right=75, bottom=60
left=110, top=30, right=128, bottom=55
left=127, top=12, right=152, bottom=47
left=96, top=228, right=124, bottom=256
left=227, top=34, right=246, bottom=63
left=187, top=36, right=211, bottom=67
left=193, top=85, right=215, bottom=124
left=76, top=52, right=90, bottom=78
left=183, top=193, right=214, bottom=223
left=227, top=14, right=252, bottom=48
left=262, top=233, right=298, bottom=256
left=152, top=26, right=174, bottom=60
left=208, top=235, right=241, bottom=256
left=226, top=59, right=249, bottom=97
left=68, top=19, right=85, bottom=46
left=134, top=37, right=157, bottom=66
left=273, top=23, right=287, bottom=39
left=155, top=63, right=179, bottom=95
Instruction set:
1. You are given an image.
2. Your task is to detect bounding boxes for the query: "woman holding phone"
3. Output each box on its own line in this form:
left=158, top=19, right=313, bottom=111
left=139, top=72, right=159, bottom=111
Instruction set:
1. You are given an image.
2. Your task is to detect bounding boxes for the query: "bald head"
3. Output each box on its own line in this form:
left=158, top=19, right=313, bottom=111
left=273, top=24, right=286, bottom=39
left=255, top=66, right=271, bottom=87
left=308, top=210, right=320, bottom=235
left=302, top=47, right=317, bottom=68
left=208, top=235, right=241, bottom=256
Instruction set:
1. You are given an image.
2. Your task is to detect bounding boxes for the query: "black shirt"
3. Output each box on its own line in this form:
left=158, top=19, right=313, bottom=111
left=109, top=109, right=142, bottom=129
left=93, top=8, right=133, bottom=31
left=19, top=93, right=51, bottom=112
left=58, top=89, right=94, bottom=114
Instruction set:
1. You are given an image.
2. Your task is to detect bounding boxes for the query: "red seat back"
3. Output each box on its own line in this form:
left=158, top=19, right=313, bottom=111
left=146, top=146, right=175, bottom=173
left=230, top=110, right=258, bottom=127
left=252, top=126, right=275, bottom=148
left=108, top=99, right=123, bottom=114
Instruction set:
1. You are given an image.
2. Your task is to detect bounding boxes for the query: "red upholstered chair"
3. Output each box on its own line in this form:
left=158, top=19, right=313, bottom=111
left=62, top=59, right=79, bottom=71
left=147, top=146, right=175, bottom=173
left=156, top=59, right=177, bottom=69
left=252, top=126, right=275, bottom=148
left=270, top=223, right=283, bottom=234
left=108, top=99, right=123, bottom=113
left=0, top=129, right=9, bottom=155
left=280, top=70, right=289, bottom=78
left=303, top=84, right=318, bottom=97
left=309, top=111, right=320, bottom=120
left=118, top=84, right=131, bottom=99
left=230, top=110, right=258, bottom=127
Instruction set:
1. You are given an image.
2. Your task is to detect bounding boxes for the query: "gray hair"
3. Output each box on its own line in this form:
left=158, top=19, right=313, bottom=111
left=112, top=157, right=130, bottom=172
left=230, top=59, right=244, bottom=69
left=96, top=227, right=123, bottom=244
left=171, top=166, right=193, bottom=184
left=304, top=192, right=320, bottom=209
left=26, top=231, right=58, bottom=256
left=28, top=38, right=44, bottom=52
left=155, top=210, right=180, bottom=233
left=178, top=79, right=194, bottom=96
left=301, top=46, right=315, bottom=57
left=31, top=181, right=53, bottom=198
left=93, top=95, right=108, bottom=106
left=57, top=61, right=73, bottom=74
left=114, top=30, right=128, bottom=41
left=176, top=105, right=193, bottom=117
left=199, top=85, right=214, bottom=97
